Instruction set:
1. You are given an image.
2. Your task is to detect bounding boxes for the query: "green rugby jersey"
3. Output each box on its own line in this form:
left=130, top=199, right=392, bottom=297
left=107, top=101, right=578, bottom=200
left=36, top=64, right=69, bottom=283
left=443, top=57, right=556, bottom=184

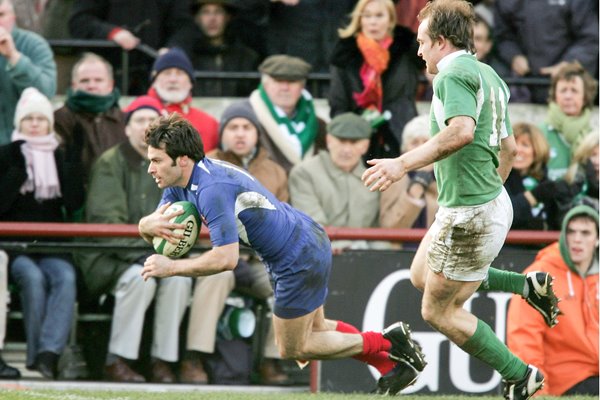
left=430, top=52, right=512, bottom=207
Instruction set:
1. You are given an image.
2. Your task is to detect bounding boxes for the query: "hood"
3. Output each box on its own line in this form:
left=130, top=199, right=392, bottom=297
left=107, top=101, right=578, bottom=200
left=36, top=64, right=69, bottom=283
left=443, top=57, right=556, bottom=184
left=559, top=204, right=599, bottom=273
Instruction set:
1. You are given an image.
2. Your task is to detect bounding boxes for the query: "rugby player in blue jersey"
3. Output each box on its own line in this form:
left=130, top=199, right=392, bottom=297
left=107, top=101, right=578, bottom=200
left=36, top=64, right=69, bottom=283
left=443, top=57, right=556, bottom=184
left=138, top=114, right=425, bottom=394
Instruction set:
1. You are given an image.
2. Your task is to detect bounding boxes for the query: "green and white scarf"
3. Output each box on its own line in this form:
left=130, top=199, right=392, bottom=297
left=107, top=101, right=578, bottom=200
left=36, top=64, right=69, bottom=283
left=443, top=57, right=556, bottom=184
left=258, top=84, right=318, bottom=156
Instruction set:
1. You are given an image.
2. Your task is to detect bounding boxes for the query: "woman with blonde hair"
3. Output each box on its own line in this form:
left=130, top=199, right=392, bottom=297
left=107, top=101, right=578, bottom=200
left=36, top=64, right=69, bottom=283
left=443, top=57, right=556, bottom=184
left=328, top=0, right=424, bottom=161
left=504, top=122, right=557, bottom=230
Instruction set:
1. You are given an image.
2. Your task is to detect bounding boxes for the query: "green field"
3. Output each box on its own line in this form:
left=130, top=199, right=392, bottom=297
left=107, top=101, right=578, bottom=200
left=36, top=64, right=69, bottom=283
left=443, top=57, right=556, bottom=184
left=0, top=389, right=597, bottom=400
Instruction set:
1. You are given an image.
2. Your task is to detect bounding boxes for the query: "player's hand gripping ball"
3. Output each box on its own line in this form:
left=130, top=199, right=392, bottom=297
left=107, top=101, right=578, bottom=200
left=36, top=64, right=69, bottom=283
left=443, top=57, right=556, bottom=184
left=152, top=201, right=201, bottom=258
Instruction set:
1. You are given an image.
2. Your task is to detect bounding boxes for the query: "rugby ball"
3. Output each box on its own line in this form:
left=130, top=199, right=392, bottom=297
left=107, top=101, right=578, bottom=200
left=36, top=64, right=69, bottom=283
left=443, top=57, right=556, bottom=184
left=152, top=201, right=201, bottom=258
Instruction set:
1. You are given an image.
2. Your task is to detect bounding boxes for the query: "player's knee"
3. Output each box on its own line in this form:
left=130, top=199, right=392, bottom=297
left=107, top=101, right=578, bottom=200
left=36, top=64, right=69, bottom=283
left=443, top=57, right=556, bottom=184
left=421, top=302, right=441, bottom=330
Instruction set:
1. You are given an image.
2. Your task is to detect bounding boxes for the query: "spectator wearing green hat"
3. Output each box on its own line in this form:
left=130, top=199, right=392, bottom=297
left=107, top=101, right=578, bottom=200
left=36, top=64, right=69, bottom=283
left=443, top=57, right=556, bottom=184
left=288, top=112, right=381, bottom=253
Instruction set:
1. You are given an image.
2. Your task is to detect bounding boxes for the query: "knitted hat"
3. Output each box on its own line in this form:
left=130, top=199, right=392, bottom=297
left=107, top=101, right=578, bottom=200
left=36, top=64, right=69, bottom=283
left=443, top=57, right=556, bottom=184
left=123, top=95, right=163, bottom=124
left=150, top=47, right=195, bottom=84
left=327, top=112, right=372, bottom=140
left=14, top=87, right=54, bottom=129
left=219, top=100, right=262, bottom=137
left=258, top=55, right=311, bottom=81
left=191, top=0, right=237, bottom=15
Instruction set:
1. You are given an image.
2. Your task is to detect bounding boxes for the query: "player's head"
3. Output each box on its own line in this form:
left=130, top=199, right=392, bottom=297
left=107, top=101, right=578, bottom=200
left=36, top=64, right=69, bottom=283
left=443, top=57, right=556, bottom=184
left=145, top=114, right=204, bottom=188
left=146, top=113, right=205, bottom=163
left=417, top=0, right=475, bottom=53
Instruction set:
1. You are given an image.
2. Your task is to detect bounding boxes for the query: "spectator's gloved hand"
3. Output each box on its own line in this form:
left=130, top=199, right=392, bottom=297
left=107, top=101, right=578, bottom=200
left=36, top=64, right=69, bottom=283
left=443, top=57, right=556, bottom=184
left=412, top=170, right=435, bottom=189
left=530, top=180, right=557, bottom=205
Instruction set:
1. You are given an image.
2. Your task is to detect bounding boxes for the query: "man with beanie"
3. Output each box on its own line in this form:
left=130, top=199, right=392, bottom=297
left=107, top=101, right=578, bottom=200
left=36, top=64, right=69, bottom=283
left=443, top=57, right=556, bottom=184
left=0, top=0, right=56, bottom=144
left=507, top=204, right=599, bottom=396
left=75, top=95, right=192, bottom=383
left=289, top=112, right=381, bottom=253
left=249, top=54, right=326, bottom=174
left=181, top=100, right=290, bottom=385
left=147, top=47, right=219, bottom=152
left=54, top=52, right=126, bottom=187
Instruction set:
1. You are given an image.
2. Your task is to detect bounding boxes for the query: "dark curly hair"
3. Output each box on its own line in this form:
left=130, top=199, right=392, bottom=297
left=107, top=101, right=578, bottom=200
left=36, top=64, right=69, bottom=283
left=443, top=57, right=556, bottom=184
left=145, top=113, right=205, bottom=164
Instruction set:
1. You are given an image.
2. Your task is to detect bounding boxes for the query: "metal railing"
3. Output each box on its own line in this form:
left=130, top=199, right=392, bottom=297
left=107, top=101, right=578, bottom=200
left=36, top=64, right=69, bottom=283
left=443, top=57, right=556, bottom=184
left=47, top=39, right=553, bottom=97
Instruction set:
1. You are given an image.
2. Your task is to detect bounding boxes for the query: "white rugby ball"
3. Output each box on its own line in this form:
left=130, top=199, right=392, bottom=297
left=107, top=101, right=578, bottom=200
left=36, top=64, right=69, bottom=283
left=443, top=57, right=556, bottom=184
left=152, top=201, right=201, bottom=258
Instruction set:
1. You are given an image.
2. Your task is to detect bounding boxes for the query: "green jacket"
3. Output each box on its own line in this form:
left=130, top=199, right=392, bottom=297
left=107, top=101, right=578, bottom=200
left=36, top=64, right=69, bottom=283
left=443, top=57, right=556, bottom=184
left=75, top=141, right=162, bottom=298
left=539, top=122, right=571, bottom=181
left=0, top=27, right=56, bottom=144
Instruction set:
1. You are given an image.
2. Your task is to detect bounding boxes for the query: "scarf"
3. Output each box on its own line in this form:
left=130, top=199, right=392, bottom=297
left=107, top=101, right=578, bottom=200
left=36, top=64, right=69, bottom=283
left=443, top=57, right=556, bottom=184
left=546, top=102, right=591, bottom=149
left=65, top=88, right=121, bottom=114
left=353, top=33, right=393, bottom=111
left=258, top=84, right=318, bottom=157
left=11, top=130, right=61, bottom=201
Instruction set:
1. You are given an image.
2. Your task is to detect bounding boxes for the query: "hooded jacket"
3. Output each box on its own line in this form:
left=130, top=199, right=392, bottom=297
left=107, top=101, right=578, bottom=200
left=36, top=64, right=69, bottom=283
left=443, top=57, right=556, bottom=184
left=507, top=205, right=599, bottom=395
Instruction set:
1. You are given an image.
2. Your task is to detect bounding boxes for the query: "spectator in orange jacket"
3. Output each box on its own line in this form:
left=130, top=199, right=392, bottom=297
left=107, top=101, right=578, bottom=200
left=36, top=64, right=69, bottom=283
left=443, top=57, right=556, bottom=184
left=507, top=204, right=599, bottom=396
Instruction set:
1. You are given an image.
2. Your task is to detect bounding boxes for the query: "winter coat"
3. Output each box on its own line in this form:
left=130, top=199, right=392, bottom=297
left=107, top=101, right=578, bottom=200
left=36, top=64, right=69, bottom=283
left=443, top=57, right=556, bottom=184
left=75, top=141, right=161, bottom=299
left=54, top=104, right=126, bottom=184
left=0, top=27, right=56, bottom=144
left=379, top=174, right=437, bottom=230
left=507, top=208, right=599, bottom=395
left=147, top=88, right=219, bottom=152
left=289, top=150, right=379, bottom=228
left=0, top=140, right=85, bottom=255
left=328, top=26, right=424, bottom=159
left=249, top=90, right=327, bottom=174
left=168, top=24, right=260, bottom=97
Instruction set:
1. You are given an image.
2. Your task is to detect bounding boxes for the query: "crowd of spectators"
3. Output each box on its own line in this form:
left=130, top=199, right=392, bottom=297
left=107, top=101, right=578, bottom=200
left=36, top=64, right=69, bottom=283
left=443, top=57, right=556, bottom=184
left=0, top=0, right=597, bottom=391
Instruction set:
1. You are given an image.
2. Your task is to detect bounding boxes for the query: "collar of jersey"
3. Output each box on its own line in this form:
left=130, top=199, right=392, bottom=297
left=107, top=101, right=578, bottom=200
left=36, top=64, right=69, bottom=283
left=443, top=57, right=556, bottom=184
left=436, top=49, right=470, bottom=73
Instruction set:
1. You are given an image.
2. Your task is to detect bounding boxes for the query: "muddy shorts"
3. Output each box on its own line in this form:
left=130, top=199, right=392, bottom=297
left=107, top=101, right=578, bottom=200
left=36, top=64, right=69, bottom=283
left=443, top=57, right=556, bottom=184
left=426, top=187, right=513, bottom=281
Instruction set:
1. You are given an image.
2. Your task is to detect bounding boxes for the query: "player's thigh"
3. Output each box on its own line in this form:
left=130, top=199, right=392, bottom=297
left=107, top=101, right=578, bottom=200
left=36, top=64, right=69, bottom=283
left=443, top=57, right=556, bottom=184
left=423, top=271, right=481, bottom=314
left=272, top=305, right=321, bottom=355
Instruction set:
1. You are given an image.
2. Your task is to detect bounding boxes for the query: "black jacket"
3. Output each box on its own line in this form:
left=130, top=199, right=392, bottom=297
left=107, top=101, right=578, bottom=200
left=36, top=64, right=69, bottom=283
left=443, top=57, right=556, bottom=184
left=328, top=26, right=424, bottom=159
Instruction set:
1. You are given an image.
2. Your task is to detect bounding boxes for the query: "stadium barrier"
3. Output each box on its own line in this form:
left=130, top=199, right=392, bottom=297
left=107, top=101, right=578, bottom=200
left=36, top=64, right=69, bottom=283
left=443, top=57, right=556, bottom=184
left=0, top=223, right=558, bottom=392
left=47, top=39, right=554, bottom=97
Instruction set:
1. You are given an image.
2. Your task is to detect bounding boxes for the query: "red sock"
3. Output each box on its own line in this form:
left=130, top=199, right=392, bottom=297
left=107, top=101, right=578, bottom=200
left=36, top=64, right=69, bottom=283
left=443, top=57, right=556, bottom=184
left=336, top=321, right=395, bottom=375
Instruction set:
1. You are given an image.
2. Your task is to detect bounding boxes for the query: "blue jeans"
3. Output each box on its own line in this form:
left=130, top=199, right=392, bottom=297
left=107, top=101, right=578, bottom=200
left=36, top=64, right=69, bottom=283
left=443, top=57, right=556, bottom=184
left=10, top=255, right=76, bottom=368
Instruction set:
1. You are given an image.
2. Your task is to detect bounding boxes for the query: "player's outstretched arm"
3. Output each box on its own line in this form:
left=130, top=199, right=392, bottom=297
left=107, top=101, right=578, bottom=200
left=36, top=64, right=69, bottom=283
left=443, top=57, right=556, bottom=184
left=141, top=242, right=240, bottom=280
left=362, top=116, right=475, bottom=192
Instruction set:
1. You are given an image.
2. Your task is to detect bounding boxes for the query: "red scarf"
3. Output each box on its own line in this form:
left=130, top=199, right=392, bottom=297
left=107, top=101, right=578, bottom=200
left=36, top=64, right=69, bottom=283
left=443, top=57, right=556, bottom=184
left=353, top=33, right=393, bottom=111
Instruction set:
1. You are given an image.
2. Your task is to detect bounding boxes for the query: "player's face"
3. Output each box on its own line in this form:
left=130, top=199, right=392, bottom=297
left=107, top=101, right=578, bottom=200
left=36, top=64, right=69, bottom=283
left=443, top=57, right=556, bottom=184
left=417, top=19, right=441, bottom=75
left=126, top=108, right=159, bottom=158
left=513, top=134, right=535, bottom=173
left=19, top=112, right=50, bottom=136
left=360, top=0, right=391, bottom=42
left=262, top=76, right=304, bottom=115
left=555, top=76, right=585, bottom=116
left=196, top=4, right=229, bottom=39
left=326, top=134, right=370, bottom=173
left=147, top=145, right=184, bottom=189
left=153, top=68, right=193, bottom=104
left=566, top=217, right=598, bottom=270
left=221, top=117, right=258, bottom=157
left=72, top=60, right=114, bottom=95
